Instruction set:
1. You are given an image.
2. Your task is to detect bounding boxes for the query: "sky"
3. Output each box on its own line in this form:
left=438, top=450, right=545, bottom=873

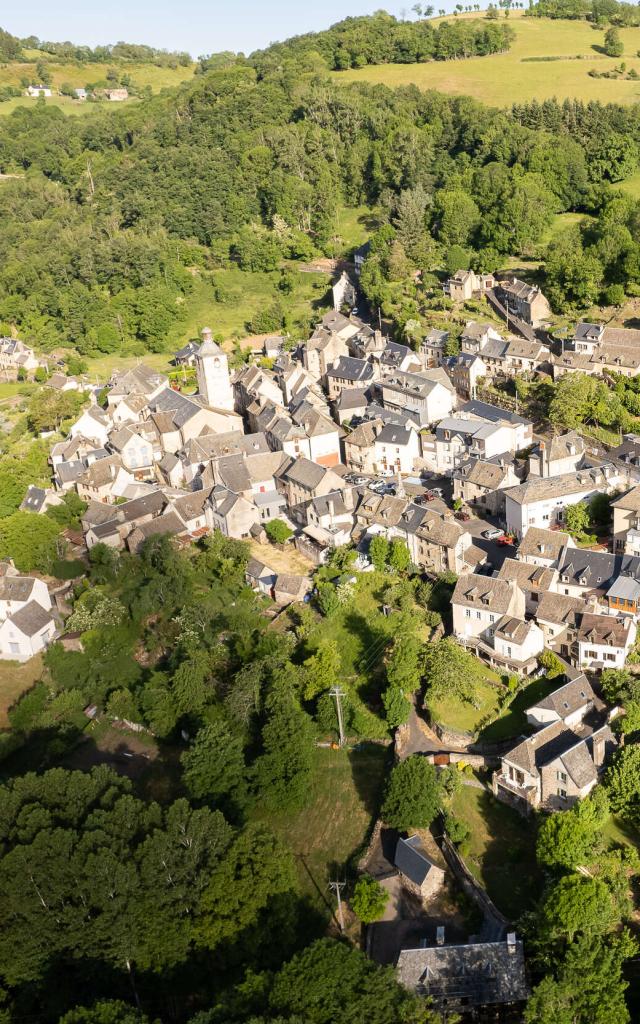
left=3, top=1, right=458, bottom=59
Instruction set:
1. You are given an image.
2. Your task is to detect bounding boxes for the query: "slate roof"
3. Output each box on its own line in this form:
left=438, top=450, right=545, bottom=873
left=452, top=574, right=516, bottom=614
left=326, top=356, right=373, bottom=382
left=504, top=465, right=616, bottom=505
left=283, top=457, right=327, bottom=490
left=517, top=526, right=571, bottom=562
left=7, top=600, right=53, bottom=637
left=535, top=591, right=584, bottom=626
left=497, top=558, right=555, bottom=595
left=607, top=576, right=640, bottom=602
left=455, top=459, right=511, bottom=490
left=558, top=549, right=640, bottom=594
left=493, top=615, right=534, bottom=646
left=376, top=423, right=413, bottom=446
left=20, top=486, right=47, bottom=513
left=460, top=399, right=531, bottom=427
left=531, top=676, right=595, bottom=718
left=394, top=835, right=441, bottom=886
left=396, top=940, right=528, bottom=1006
left=577, top=612, right=632, bottom=647
left=611, top=484, right=640, bottom=513
left=0, top=577, right=38, bottom=602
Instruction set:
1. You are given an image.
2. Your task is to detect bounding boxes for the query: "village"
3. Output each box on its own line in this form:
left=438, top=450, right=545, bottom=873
left=3, top=264, right=640, bottom=1018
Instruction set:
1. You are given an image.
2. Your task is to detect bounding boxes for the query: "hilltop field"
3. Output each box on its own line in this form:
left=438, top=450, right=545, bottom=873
left=335, top=11, right=640, bottom=106
left=0, top=51, right=196, bottom=115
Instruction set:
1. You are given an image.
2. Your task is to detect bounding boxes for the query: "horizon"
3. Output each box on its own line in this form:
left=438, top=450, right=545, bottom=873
left=3, top=2, right=466, bottom=59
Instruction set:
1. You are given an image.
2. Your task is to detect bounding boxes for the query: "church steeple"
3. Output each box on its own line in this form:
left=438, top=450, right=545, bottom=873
left=195, top=328, right=234, bottom=410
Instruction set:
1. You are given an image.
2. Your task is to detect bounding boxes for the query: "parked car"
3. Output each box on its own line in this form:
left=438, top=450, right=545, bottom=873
left=423, top=491, right=436, bottom=501
left=497, top=534, right=516, bottom=546
left=482, top=526, right=504, bottom=540
left=455, top=510, right=471, bottom=522
left=430, top=487, right=444, bottom=498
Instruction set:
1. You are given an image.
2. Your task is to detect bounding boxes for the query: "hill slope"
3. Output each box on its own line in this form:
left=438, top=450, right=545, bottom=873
left=335, top=13, right=640, bottom=106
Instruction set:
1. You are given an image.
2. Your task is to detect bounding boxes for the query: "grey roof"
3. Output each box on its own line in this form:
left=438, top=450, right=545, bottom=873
left=174, top=340, right=200, bottom=360
left=7, top=600, right=53, bottom=637
left=574, top=321, right=604, bottom=342
left=504, top=465, right=616, bottom=506
left=394, top=835, right=440, bottom=886
left=335, top=389, right=368, bottom=411
left=493, top=615, right=533, bottom=645
left=532, top=676, right=595, bottom=718
left=517, top=526, right=571, bottom=562
left=20, top=486, right=47, bottom=513
left=0, top=577, right=38, bottom=602
left=452, top=574, right=515, bottom=614
left=396, top=940, right=528, bottom=1006
left=607, top=576, right=640, bottom=602
left=283, top=457, right=326, bottom=490
left=460, top=399, right=530, bottom=427
left=326, top=356, right=373, bottom=382
left=377, top=423, right=413, bottom=446
left=151, top=388, right=202, bottom=429
left=535, top=591, right=584, bottom=626
left=558, top=549, right=640, bottom=594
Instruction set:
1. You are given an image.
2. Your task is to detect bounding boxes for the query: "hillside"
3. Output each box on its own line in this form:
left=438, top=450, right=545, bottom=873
left=335, top=11, right=640, bottom=106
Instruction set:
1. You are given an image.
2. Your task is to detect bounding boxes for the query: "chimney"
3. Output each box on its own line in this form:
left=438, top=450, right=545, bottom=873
left=201, top=327, right=213, bottom=343
left=539, top=440, right=547, bottom=479
left=328, top=498, right=335, bottom=521
left=436, top=926, right=445, bottom=947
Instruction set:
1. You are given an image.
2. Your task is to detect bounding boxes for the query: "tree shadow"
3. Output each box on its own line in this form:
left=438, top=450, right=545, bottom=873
left=348, top=743, right=390, bottom=820
left=466, top=787, right=542, bottom=922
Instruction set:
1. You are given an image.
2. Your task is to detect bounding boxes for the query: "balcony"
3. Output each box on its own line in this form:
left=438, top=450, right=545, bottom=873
left=492, top=771, right=539, bottom=813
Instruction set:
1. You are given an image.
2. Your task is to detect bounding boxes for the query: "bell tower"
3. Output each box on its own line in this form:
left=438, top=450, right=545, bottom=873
left=195, top=327, right=234, bottom=411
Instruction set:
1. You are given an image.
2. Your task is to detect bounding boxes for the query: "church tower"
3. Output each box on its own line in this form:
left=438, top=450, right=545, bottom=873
left=195, top=327, right=234, bottom=411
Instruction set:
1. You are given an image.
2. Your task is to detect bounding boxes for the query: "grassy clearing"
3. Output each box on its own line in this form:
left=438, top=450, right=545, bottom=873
left=603, top=813, right=640, bottom=850
left=428, top=666, right=503, bottom=735
left=0, top=58, right=195, bottom=91
left=451, top=783, right=541, bottom=920
left=252, top=744, right=389, bottom=916
left=0, top=95, right=131, bottom=117
left=478, top=675, right=558, bottom=744
left=335, top=14, right=640, bottom=107
left=0, top=656, right=42, bottom=728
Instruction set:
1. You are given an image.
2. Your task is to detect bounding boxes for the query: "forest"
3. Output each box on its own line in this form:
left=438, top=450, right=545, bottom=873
left=1, top=31, right=640, bottom=357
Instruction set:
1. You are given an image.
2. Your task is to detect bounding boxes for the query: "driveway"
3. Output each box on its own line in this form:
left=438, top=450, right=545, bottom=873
left=461, top=515, right=514, bottom=571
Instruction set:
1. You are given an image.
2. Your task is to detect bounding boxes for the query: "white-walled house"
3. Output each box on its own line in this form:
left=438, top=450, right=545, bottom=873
left=0, top=603, right=56, bottom=661
left=0, top=576, right=50, bottom=620
left=70, top=406, right=110, bottom=447
left=373, top=423, right=420, bottom=475
left=504, top=465, right=621, bottom=538
left=452, top=575, right=525, bottom=644
left=575, top=613, right=636, bottom=671
left=0, top=576, right=55, bottom=662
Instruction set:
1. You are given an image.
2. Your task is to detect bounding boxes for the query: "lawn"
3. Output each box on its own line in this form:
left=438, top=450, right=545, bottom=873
left=451, top=783, right=541, bottom=920
left=0, top=655, right=43, bottom=728
left=477, top=675, right=558, bottom=744
left=427, top=667, right=503, bottom=736
left=603, top=813, right=640, bottom=851
left=252, top=744, right=389, bottom=916
left=335, top=13, right=640, bottom=107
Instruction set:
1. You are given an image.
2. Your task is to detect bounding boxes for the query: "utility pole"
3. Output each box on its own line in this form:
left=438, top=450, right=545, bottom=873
left=329, top=686, right=346, bottom=747
left=328, top=880, right=346, bottom=932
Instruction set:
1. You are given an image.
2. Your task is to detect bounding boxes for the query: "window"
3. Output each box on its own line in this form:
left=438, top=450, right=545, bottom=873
left=465, top=609, right=471, bottom=618
left=557, top=771, right=567, bottom=783
left=476, top=611, right=481, bottom=619
left=557, top=788, right=567, bottom=800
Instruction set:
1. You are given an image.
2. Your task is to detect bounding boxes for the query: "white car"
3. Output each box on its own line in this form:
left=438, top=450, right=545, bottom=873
left=482, top=527, right=504, bottom=540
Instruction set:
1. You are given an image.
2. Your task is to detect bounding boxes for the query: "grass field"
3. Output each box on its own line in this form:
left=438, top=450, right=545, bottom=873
left=335, top=13, right=640, bottom=106
left=0, top=55, right=196, bottom=116
left=478, top=675, right=557, bottom=744
left=427, top=667, right=503, bottom=735
left=0, top=656, right=42, bottom=728
left=451, top=783, right=541, bottom=920
left=252, top=744, right=389, bottom=916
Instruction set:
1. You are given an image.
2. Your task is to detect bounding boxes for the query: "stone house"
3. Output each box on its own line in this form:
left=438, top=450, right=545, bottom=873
left=394, top=835, right=445, bottom=901
left=495, top=278, right=551, bottom=328
left=452, top=457, right=519, bottom=516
